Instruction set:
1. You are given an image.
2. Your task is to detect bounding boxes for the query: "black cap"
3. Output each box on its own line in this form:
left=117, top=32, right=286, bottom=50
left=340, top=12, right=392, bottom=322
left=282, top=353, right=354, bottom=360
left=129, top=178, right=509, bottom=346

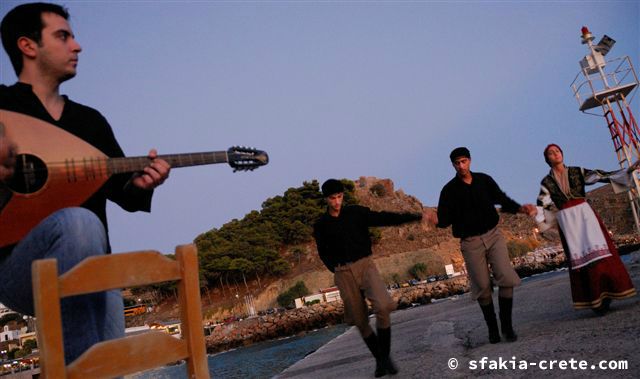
left=449, top=147, right=470, bottom=162
left=321, top=179, right=344, bottom=197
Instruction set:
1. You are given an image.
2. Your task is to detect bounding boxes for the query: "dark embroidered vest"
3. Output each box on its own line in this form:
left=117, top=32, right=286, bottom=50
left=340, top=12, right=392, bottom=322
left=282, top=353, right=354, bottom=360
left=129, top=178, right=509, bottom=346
left=541, top=166, right=585, bottom=209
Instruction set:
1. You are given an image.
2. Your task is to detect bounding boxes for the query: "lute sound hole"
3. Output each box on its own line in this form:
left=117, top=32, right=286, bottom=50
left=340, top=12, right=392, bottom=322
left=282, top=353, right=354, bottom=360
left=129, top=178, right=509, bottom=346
left=7, top=154, right=48, bottom=195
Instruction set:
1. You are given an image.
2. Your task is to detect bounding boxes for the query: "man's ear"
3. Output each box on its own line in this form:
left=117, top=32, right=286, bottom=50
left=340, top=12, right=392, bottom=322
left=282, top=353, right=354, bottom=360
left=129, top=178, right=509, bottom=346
left=17, top=36, right=38, bottom=59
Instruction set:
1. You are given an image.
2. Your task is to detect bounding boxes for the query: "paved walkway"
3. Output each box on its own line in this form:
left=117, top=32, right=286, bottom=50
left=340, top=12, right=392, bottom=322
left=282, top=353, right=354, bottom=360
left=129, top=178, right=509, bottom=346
left=277, top=252, right=640, bottom=378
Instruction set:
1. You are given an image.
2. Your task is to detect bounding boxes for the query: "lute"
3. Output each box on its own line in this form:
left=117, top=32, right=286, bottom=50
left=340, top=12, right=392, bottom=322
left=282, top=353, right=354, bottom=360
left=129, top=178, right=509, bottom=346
left=0, top=110, right=268, bottom=248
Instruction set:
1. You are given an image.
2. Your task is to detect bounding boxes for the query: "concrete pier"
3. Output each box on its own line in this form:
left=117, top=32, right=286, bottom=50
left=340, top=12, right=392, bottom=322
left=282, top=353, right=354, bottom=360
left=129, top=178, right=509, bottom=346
left=277, top=252, right=640, bottom=378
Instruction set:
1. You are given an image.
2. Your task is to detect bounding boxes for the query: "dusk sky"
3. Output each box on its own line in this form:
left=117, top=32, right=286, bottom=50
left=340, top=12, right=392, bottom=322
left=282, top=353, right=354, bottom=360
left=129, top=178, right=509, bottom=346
left=1, top=0, right=638, bottom=254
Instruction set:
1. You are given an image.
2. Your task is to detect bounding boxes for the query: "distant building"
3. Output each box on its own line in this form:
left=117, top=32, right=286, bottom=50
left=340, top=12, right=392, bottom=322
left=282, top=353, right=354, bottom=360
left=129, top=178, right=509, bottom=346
left=445, top=264, right=462, bottom=277
left=18, top=332, right=37, bottom=348
left=294, top=287, right=342, bottom=308
left=1, top=325, right=20, bottom=343
left=323, top=288, right=341, bottom=303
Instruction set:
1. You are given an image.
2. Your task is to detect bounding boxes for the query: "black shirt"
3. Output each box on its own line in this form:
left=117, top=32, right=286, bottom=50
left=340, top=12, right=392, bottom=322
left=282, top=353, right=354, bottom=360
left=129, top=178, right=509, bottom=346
left=0, top=82, right=153, bottom=254
left=436, top=172, right=521, bottom=239
left=313, top=205, right=422, bottom=272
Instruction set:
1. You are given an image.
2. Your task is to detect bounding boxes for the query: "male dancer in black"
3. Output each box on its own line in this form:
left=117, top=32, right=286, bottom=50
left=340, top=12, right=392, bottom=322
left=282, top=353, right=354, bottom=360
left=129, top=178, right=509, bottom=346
left=427, top=147, right=536, bottom=344
left=313, top=179, right=426, bottom=377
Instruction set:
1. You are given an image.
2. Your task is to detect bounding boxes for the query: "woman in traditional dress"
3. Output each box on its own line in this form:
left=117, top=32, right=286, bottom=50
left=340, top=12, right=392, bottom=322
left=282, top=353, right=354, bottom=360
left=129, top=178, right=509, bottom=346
left=536, top=143, right=636, bottom=314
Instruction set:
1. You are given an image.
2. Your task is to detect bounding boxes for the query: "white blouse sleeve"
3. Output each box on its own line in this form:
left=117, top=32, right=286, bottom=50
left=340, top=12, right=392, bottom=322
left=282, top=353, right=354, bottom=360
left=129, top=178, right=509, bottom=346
left=582, top=167, right=631, bottom=194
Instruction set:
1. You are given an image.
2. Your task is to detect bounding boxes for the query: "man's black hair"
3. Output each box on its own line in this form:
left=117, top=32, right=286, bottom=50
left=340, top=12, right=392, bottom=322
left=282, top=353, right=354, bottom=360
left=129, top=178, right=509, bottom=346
left=1, top=2, right=69, bottom=76
left=449, top=147, right=470, bottom=162
left=321, top=179, right=344, bottom=197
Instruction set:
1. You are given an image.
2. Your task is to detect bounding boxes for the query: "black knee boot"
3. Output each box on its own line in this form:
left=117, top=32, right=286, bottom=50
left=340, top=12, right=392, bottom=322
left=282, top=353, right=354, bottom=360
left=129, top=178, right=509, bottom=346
left=498, top=297, right=517, bottom=342
left=377, top=327, right=398, bottom=376
left=479, top=301, right=501, bottom=344
left=363, top=333, right=385, bottom=376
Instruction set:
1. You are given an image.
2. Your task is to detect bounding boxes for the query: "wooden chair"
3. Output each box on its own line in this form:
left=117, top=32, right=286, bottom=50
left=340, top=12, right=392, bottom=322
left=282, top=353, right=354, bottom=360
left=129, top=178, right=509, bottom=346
left=32, top=244, right=209, bottom=378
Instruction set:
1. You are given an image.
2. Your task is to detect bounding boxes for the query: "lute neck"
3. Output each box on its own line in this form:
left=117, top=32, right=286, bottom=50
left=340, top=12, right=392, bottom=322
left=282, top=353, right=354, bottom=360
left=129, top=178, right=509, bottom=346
left=107, top=151, right=228, bottom=174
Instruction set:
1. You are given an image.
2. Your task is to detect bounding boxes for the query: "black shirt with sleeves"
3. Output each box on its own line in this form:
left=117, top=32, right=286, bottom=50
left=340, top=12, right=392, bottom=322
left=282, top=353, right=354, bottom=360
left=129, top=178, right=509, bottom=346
left=313, top=205, right=422, bottom=272
left=0, top=82, right=153, bottom=254
left=436, top=172, right=521, bottom=239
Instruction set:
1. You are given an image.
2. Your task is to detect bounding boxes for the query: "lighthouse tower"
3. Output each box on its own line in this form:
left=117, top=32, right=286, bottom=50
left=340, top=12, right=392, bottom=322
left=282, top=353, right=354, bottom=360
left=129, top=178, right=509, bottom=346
left=570, top=26, right=640, bottom=232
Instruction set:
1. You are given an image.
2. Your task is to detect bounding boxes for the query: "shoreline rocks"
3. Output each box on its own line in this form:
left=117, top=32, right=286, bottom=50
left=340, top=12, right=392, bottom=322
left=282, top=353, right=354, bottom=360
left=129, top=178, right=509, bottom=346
left=204, top=277, right=469, bottom=354
left=512, top=246, right=567, bottom=277
left=205, top=302, right=345, bottom=354
left=392, top=276, right=469, bottom=310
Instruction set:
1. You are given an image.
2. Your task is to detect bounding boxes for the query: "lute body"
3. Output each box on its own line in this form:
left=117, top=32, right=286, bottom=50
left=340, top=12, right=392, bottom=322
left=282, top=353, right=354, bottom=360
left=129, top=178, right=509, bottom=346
left=0, top=110, right=268, bottom=248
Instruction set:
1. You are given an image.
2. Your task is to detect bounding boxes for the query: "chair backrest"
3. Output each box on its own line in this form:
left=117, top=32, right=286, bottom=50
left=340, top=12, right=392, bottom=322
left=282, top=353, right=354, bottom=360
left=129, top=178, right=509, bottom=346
left=32, top=244, right=209, bottom=378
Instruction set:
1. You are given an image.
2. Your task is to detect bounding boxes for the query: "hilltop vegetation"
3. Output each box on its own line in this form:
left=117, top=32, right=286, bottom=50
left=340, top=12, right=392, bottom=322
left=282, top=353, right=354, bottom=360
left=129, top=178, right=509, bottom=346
left=193, top=179, right=358, bottom=292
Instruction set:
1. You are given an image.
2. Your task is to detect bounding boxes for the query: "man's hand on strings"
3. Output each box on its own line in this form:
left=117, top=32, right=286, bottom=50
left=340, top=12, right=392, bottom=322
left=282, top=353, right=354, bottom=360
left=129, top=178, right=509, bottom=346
left=0, top=125, right=17, bottom=182
left=132, top=149, right=171, bottom=190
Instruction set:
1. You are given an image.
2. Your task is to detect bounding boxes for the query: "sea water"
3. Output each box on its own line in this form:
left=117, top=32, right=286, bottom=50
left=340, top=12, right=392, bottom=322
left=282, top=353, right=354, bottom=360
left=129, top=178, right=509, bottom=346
left=129, top=323, right=350, bottom=379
